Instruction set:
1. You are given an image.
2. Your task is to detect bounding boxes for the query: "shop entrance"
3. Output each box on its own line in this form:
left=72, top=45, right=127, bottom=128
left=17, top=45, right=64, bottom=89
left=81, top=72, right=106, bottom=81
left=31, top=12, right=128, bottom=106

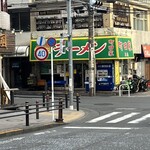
left=74, top=64, right=82, bottom=88
left=11, top=58, right=31, bottom=88
left=74, top=62, right=88, bottom=88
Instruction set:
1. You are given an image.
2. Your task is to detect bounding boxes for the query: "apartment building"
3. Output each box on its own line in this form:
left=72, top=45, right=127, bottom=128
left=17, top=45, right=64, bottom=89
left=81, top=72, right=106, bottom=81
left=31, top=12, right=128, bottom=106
left=3, top=0, right=150, bottom=91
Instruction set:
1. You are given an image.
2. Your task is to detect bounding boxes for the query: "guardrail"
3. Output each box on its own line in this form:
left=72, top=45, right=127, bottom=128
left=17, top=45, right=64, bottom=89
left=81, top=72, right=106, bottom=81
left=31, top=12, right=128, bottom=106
left=0, top=97, right=64, bottom=126
left=0, top=89, right=81, bottom=127
left=119, top=84, right=130, bottom=97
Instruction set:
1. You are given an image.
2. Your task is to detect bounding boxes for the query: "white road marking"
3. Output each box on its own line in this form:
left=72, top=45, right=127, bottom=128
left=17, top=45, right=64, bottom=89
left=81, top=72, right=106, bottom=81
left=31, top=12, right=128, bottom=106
left=34, top=132, right=46, bottom=135
left=34, top=130, right=56, bottom=135
left=0, top=137, right=25, bottom=144
left=116, top=108, right=136, bottom=110
left=107, top=112, right=140, bottom=123
left=128, top=113, right=150, bottom=124
left=87, top=112, right=121, bottom=123
left=64, top=126, right=138, bottom=130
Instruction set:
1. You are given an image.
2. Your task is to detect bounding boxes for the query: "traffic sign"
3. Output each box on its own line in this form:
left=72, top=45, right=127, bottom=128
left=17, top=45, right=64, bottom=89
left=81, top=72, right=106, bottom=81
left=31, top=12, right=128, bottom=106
left=47, top=37, right=56, bottom=47
left=34, top=47, right=49, bottom=61
left=60, top=38, right=66, bottom=54
left=36, top=36, right=46, bottom=46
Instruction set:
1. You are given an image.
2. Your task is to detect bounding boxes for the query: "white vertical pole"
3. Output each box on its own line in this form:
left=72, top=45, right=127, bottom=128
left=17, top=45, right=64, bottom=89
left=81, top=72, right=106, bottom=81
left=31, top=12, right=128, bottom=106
left=51, top=47, right=55, bottom=121
left=67, top=0, right=74, bottom=110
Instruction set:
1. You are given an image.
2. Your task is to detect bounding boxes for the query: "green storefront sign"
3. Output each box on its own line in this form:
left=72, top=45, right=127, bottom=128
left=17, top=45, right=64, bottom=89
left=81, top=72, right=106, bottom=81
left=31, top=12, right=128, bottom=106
left=30, top=36, right=134, bottom=61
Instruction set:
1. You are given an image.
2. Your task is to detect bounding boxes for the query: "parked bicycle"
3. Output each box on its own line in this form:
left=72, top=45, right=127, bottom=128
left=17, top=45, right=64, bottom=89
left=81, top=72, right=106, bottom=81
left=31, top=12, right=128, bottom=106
left=133, top=75, right=150, bottom=92
left=115, top=75, right=150, bottom=93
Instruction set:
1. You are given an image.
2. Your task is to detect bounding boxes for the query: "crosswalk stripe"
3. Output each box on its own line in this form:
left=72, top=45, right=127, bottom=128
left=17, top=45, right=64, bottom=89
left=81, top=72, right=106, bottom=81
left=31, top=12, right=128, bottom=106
left=87, top=112, right=121, bottom=123
left=128, top=113, right=150, bottom=124
left=106, top=112, right=140, bottom=123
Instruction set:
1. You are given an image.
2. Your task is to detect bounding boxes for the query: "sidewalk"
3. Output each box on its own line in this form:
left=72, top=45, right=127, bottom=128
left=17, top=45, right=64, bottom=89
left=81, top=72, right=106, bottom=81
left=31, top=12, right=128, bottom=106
left=0, top=108, right=85, bottom=138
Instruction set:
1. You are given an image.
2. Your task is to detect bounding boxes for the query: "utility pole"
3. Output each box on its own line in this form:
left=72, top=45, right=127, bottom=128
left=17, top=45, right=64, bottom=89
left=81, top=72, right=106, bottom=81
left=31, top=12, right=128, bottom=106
left=88, top=0, right=115, bottom=96
left=66, top=0, right=115, bottom=98
left=67, top=0, right=74, bottom=110
left=88, top=1, right=95, bottom=96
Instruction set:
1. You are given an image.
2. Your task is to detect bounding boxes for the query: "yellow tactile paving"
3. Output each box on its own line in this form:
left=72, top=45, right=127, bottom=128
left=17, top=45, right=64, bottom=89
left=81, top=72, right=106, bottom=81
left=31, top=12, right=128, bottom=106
left=40, top=110, right=85, bottom=123
left=0, top=128, right=23, bottom=135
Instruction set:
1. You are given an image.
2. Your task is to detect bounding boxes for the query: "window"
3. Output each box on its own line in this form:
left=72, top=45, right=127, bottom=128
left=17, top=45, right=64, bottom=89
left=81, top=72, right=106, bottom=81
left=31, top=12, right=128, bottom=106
left=113, top=3, right=131, bottom=29
left=9, top=11, right=30, bottom=32
left=133, top=9, right=147, bottom=31
left=36, top=18, right=63, bottom=31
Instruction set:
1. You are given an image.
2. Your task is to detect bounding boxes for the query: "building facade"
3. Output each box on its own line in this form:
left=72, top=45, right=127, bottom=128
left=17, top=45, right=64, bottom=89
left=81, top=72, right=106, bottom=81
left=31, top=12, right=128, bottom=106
left=3, top=0, right=150, bottom=91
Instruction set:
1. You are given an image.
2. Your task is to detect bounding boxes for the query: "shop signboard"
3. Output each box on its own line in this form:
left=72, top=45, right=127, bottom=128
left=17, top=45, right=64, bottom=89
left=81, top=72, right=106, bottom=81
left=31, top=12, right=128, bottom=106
left=114, top=60, right=120, bottom=85
left=117, top=37, right=134, bottom=58
left=0, top=31, right=15, bottom=54
left=30, top=36, right=134, bottom=61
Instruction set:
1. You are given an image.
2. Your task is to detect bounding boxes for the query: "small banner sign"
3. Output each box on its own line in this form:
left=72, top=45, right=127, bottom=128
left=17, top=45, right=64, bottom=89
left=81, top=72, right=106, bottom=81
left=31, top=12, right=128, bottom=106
left=0, top=31, right=15, bottom=54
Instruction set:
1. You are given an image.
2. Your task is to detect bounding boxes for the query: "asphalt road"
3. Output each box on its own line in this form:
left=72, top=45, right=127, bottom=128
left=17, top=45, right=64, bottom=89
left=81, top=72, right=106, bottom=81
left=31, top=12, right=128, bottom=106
left=1, top=93, right=150, bottom=150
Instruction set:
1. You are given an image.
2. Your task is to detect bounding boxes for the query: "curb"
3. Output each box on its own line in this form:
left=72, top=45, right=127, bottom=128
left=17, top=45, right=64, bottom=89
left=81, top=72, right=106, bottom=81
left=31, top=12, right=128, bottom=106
left=0, top=110, right=86, bottom=138
left=0, top=122, right=66, bottom=138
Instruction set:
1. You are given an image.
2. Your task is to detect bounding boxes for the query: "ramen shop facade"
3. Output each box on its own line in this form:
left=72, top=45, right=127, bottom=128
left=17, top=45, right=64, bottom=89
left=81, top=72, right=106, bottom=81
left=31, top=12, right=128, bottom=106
left=30, top=36, right=134, bottom=91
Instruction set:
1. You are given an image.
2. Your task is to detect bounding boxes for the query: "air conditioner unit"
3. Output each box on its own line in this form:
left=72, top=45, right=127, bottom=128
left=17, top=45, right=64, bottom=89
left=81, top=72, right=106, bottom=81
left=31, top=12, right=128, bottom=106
left=0, top=11, right=10, bottom=30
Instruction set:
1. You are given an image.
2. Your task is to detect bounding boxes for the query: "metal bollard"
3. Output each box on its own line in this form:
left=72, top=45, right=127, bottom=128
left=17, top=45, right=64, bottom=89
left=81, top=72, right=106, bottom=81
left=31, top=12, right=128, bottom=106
left=76, top=93, right=80, bottom=111
left=42, top=92, right=45, bottom=107
left=10, top=91, right=14, bottom=105
left=56, top=98, right=63, bottom=122
left=25, top=102, right=29, bottom=126
left=36, top=101, right=39, bottom=119
left=65, top=92, right=68, bottom=108
left=46, top=93, right=50, bottom=111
